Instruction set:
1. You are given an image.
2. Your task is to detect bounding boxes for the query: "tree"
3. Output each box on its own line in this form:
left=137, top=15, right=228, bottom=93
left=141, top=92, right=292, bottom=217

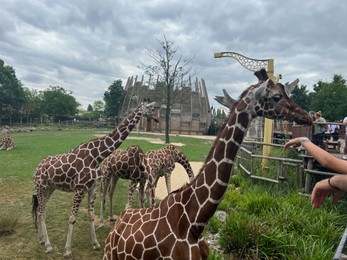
left=22, top=88, right=42, bottom=123
left=309, top=74, right=347, bottom=121
left=141, top=35, right=193, bottom=143
left=93, top=100, right=105, bottom=119
left=104, top=80, right=125, bottom=121
left=290, top=84, right=310, bottom=112
left=41, top=86, right=79, bottom=121
left=87, top=104, right=93, bottom=112
left=0, top=59, right=25, bottom=125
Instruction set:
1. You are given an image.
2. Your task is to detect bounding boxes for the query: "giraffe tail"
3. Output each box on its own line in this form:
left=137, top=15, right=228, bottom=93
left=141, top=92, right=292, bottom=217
left=32, top=194, right=38, bottom=228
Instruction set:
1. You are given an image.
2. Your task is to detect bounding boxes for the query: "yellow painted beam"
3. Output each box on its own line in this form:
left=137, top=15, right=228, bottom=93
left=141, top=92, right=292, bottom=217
left=262, top=59, right=275, bottom=170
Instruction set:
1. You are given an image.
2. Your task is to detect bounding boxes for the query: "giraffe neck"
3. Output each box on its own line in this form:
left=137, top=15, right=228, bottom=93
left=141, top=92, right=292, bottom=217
left=188, top=102, right=252, bottom=227
left=73, top=105, right=144, bottom=165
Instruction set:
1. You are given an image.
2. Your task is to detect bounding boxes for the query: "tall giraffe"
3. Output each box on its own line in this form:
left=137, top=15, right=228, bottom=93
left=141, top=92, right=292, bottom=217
left=145, top=144, right=195, bottom=196
left=99, top=145, right=154, bottom=227
left=32, top=101, right=157, bottom=258
left=103, top=70, right=313, bottom=259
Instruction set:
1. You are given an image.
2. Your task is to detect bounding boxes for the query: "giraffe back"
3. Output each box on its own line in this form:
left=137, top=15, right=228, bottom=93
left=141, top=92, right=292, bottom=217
left=0, top=136, right=15, bottom=151
left=101, top=145, right=145, bottom=181
left=146, top=145, right=194, bottom=180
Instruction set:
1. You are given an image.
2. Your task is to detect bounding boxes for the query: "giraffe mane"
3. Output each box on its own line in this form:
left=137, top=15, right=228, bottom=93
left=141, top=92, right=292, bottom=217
left=197, top=79, right=266, bottom=176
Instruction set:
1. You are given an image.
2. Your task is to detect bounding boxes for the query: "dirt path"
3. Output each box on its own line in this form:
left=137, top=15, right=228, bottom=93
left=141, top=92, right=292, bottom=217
left=155, top=161, right=204, bottom=200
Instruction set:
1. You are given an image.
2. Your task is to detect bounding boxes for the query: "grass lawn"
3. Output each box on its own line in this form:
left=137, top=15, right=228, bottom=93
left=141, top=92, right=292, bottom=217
left=0, top=127, right=212, bottom=259
left=1, top=126, right=346, bottom=259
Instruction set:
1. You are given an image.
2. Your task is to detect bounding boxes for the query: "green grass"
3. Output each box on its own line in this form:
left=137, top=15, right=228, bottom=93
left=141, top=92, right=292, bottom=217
left=0, top=127, right=211, bottom=259
left=1, top=127, right=346, bottom=259
left=215, top=171, right=347, bottom=259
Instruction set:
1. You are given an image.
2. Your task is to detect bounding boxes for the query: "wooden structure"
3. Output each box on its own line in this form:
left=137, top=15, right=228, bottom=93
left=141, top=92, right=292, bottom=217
left=119, top=75, right=212, bottom=135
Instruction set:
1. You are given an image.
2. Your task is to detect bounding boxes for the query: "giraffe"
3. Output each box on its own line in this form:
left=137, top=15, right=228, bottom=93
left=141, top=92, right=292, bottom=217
left=32, top=101, right=158, bottom=258
left=145, top=144, right=195, bottom=196
left=99, top=145, right=154, bottom=227
left=0, top=136, right=15, bottom=151
left=103, top=69, right=313, bottom=259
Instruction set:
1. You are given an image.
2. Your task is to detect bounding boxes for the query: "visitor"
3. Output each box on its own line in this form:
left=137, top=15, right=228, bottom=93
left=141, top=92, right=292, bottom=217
left=312, top=111, right=327, bottom=148
left=284, top=137, right=347, bottom=207
left=343, top=116, right=347, bottom=160
left=330, top=121, right=340, bottom=141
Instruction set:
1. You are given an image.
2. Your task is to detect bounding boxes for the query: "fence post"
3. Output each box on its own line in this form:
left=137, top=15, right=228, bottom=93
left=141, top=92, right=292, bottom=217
left=304, top=156, right=313, bottom=194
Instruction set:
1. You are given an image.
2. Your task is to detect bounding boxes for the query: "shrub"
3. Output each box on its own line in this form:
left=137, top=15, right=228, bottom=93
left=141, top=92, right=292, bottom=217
left=0, top=210, right=20, bottom=236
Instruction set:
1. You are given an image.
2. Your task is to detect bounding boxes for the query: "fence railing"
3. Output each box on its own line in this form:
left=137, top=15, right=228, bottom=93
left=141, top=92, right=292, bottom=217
left=237, top=140, right=345, bottom=259
left=236, top=140, right=303, bottom=189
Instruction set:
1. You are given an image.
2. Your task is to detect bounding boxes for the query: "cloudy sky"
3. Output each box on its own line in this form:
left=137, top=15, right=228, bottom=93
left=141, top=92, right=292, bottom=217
left=0, top=0, right=346, bottom=110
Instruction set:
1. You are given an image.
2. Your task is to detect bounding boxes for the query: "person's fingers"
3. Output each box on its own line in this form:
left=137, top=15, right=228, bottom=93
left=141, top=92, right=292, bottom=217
left=311, top=190, right=330, bottom=208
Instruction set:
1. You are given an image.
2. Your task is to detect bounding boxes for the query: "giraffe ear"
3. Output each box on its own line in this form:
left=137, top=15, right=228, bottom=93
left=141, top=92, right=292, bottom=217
left=284, top=79, right=299, bottom=96
left=254, top=79, right=269, bottom=100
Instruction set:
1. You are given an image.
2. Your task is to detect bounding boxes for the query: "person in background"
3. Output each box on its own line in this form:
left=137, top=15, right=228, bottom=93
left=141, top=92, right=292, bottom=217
left=343, top=116, right=347, bottom=160
left=312, top=111, right=327, bottom=148
left=309, top=111, right=316, bottom=137
left=331, top=121, right=340, bottom=141
left=326, top=121, right=340, bottom=141
left=284, top=137, right=346, bottom=208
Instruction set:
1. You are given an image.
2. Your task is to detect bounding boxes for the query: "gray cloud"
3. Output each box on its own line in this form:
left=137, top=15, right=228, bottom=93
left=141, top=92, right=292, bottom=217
left=0, top=0, right=346, bottom=109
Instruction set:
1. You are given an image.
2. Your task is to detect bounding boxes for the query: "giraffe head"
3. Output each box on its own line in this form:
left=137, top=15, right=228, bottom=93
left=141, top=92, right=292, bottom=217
left=216, top=69, right=312, bottom=125
left=249, top=77, right=312, bottom=125
left=141, top=101, right=159, bottom=123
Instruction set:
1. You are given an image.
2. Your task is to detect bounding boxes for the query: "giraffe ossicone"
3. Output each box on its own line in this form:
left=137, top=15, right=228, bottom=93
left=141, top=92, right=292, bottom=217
left=103, top=70, right=312, bottom=259
left=32, top=101, right=157, bottom=258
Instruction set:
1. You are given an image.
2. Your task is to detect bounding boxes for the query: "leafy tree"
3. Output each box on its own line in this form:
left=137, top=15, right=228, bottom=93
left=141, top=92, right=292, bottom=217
left=41, top=86, right=79, bottom=121
left=141, top=35, right=193, bottom=143
left=0, top=59, right=25, bottom=124
left=87, top=104, right=93, bottom=112
left=103, top=80, right=125, bottom=120
left=309, top=74, right=347, bottom=121
left=92, top=100, right=105, bottom=119
left=290, top=84, right=310, bottom=112
left=22, top=88, right=42, bottom=123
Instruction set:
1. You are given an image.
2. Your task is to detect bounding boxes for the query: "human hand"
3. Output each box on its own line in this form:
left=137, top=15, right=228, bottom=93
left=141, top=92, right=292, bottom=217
left=311, top=179, right=344, bottom=208
left=283, top=137, right=302, bottom=151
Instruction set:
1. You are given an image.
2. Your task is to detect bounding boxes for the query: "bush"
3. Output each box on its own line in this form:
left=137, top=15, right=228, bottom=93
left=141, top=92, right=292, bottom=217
left=0, top=210, right=20, bottom=236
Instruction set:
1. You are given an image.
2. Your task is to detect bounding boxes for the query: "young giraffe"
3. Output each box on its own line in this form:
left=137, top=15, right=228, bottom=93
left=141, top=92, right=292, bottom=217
left=32, top=101, right=157, bottom=258
left=103, top=69, right=313, bottom=259
left=145, top=144, right=195, bottom=196
left=0, top=136, right=15, bottom=151
left=99, top=145, right=154, bottom=226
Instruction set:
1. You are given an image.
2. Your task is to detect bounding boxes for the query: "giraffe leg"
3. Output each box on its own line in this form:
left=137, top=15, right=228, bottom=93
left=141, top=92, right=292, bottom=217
left=99, top=173, right=111, bottom=227
left=88, top=181, right=101, bottom=250
left=164, top=172, right=172, bottom=194
left=125, top=180, right=137, bottom=209
left=64, top=189, right=85, bottom=258
left=37, top=188, right=54, bottom=253
left=138, top=178, right=146, bottom=207
left=146, top=173, right=156, bottom=206
left=108, top=175, right=119, bottom=221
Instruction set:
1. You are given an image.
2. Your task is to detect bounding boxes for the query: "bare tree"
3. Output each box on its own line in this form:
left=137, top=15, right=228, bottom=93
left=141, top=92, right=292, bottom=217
left=141, top=35, right=193, bottom=143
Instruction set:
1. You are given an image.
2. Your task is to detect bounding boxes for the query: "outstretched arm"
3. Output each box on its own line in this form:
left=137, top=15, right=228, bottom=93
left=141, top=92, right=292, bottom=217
left=284, top=137, right=347, bottom=174
left=284, top=137, right=347, bottom=208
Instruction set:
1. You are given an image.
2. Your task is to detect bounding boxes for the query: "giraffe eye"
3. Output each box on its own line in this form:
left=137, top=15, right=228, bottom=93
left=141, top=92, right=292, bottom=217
left=272, top=94, right=282, bottom=103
